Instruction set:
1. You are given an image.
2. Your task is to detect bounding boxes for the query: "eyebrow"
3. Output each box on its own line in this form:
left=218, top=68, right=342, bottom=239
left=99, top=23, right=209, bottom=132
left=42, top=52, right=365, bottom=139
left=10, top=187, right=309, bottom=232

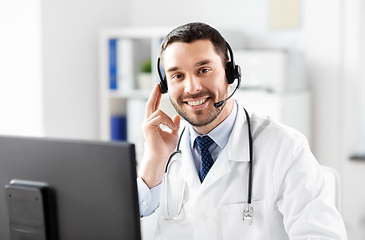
left=195, top=59, right=211, bottom=67
left=166, top=66, right=180, bottom=73
left=166, top=59, right=212, bottom=73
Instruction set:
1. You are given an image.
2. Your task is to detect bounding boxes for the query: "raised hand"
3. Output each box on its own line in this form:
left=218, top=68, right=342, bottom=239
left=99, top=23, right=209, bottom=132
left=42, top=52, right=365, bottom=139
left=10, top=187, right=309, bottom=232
left=139, top=84, right=181, bottom=188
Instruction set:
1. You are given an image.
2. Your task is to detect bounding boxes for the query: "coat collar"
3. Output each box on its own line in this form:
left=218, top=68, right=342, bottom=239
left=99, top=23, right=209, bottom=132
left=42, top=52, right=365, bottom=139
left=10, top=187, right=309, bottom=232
left=226, top=101, right=250, bottom=163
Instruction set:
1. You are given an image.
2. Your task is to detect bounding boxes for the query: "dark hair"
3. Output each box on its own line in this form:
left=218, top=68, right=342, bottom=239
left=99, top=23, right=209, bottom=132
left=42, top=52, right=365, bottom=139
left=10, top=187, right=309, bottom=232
left=159, top=22, right=228, bottom=69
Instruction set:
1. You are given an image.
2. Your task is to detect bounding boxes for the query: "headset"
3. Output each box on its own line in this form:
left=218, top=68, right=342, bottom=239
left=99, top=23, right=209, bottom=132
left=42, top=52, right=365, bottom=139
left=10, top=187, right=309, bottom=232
left=157, top=41, right=242, bottom=108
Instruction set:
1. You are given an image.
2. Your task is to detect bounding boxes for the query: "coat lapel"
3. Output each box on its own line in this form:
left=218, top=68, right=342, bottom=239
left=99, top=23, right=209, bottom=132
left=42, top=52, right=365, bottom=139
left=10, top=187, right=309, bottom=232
left=180, top=128, right=201, bottom=196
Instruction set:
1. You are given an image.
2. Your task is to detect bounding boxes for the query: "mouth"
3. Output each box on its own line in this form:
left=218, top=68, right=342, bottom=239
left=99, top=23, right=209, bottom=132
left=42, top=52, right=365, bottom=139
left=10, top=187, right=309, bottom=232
left=186, top=98, right=208, bottom=106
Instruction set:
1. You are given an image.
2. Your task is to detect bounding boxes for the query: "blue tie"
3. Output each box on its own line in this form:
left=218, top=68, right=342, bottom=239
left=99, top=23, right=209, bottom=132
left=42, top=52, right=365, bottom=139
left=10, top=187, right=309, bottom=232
left=195, top=136, right=215, bottom=182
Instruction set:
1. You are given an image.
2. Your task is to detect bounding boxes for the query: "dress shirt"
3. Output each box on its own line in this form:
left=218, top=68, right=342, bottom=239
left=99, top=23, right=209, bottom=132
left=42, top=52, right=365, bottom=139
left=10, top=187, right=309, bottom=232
left=189, top=101, right=237, bottom=172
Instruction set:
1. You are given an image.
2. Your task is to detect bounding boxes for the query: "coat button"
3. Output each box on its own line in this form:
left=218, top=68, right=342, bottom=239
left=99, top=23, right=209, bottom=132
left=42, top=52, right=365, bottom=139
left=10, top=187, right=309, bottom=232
left=200, top=212, right=207, bottom=222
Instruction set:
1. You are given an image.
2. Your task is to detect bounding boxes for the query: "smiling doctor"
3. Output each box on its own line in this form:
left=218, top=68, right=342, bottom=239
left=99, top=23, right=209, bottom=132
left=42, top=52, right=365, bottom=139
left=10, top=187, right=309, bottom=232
left=137, top=22, right=348, bottom=240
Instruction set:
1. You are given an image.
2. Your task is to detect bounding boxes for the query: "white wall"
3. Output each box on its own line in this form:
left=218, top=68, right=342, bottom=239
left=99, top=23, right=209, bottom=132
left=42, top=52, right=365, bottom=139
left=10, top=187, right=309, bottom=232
left=41, top=0, right=129, bottom=140
left=0, top=0, right=44, bottom=136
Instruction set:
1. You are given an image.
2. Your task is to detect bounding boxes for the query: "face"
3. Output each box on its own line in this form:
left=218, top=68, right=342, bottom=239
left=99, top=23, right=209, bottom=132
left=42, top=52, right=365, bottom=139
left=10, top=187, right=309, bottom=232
left=163, top=39, right=233, bottom=134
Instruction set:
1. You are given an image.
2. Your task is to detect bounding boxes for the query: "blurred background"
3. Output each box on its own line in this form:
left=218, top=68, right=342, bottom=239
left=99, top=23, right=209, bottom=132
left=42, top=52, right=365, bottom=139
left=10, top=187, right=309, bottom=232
left=0, top=0, right=364, bottom=238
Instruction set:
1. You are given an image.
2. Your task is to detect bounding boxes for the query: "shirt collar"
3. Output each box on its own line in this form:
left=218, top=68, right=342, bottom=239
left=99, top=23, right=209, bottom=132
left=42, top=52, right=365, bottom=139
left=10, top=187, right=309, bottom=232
left=189, top=101, right=238, bottom=149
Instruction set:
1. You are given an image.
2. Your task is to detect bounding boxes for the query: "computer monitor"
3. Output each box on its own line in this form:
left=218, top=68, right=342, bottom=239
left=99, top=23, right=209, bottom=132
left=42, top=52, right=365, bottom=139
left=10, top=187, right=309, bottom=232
left=0, top=135, right=141, bottom=240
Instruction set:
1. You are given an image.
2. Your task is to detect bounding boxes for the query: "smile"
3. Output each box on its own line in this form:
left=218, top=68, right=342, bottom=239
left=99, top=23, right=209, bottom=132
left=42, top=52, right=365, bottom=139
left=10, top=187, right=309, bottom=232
left=187, top=98, right=207, bottom=106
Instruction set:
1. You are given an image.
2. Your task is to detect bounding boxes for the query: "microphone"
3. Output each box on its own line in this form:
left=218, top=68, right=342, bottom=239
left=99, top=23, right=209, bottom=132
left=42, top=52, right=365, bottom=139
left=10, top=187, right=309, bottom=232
left=214, top=84, right=240, bottom=108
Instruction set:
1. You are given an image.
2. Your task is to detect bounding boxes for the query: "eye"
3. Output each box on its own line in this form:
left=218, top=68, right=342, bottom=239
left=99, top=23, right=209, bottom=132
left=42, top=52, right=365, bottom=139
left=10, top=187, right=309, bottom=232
left=171, top=73, right=184, bottom=80
left=198, top=68, right=210, bottom=74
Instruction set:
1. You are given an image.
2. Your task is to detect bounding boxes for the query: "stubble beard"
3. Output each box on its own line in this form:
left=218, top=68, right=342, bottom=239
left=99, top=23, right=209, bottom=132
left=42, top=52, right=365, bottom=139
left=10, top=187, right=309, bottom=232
left=170, top=89, right=227, bottom=127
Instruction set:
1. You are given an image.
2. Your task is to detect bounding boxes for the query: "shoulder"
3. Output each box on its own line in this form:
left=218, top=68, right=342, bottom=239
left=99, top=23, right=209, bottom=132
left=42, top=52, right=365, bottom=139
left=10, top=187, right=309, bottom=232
left=251, top=111, right=306, bottom=138
left=247, top=111, right=311, bottom=152
left=247, top=111, right=317, bottom=182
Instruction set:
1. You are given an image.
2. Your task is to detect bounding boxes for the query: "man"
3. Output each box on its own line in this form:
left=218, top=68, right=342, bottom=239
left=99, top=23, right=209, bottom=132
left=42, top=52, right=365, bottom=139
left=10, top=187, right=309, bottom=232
left=137, top=22, right=347, bottom=239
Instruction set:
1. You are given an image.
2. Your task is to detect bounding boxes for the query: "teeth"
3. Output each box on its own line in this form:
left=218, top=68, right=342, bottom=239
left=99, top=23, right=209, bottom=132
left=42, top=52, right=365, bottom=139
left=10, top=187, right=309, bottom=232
left=187, top=99, right=207, bottom=106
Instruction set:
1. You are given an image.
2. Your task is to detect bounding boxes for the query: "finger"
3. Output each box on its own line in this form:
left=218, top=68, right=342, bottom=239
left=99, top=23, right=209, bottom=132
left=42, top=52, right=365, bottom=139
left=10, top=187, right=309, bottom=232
left=145, top=84, right=162, bottom=119
left=145, top=110, right=177, bottom=131
left=145, top=83, right=161, bottom=118
left=171, top=114, right=181, bottom=134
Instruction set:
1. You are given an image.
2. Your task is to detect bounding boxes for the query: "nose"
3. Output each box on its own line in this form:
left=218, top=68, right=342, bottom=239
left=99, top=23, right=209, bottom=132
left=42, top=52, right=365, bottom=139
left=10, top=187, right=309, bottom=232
left=185, top=74, right=202, bottom=94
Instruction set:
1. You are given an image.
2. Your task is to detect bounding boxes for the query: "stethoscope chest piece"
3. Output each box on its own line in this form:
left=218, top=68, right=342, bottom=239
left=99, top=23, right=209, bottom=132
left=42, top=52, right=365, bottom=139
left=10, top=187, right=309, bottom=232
left=243, top=204, right=253, bottom=225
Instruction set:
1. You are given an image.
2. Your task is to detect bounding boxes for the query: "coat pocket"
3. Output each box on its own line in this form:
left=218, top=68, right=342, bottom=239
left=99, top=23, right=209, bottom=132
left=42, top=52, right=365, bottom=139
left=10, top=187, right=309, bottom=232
left=220, top=200, right=270, bottom=240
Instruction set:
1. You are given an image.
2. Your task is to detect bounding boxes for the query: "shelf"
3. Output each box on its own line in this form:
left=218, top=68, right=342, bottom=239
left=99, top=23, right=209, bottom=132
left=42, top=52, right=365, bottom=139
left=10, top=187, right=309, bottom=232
left=99, top=27, right=170, bottom=147
left=350, top=154, right=365, bottom=161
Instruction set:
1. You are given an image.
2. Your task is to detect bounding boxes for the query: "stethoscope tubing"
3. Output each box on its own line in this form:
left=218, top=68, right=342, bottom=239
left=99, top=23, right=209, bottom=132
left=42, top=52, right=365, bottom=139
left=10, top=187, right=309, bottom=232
left=165, top=127, right=185, bottom=173
left=243, top=108, right=253, bottom=205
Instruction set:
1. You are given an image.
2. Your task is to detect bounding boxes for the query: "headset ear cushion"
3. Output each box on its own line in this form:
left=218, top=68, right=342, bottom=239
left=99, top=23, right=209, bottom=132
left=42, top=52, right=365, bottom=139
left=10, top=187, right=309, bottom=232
left=225, top=62, right=235, bottom=84
left=159, top=78, right=168, bottom=94
left=157, top=58, right=168, bottom=94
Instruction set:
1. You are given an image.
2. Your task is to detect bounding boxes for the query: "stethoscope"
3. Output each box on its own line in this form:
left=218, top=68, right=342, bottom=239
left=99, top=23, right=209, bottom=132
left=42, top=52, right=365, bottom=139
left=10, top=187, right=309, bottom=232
left=164, top=108, right=254, bottom=225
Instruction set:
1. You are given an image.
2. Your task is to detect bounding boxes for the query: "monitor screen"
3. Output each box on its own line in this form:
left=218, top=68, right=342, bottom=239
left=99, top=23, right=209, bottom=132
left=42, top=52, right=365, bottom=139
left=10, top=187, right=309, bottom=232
left=0, top=135, right=141, bottom=240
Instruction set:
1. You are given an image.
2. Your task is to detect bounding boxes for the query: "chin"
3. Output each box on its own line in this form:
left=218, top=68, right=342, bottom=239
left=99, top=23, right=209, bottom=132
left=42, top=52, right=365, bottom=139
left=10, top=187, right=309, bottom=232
left=180, top=105, right=223, bottom=128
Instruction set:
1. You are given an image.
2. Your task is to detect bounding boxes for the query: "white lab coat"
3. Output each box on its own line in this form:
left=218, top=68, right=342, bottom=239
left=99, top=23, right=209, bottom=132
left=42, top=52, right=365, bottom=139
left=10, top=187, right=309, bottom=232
left=140, top=105, right=348, bottom=240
